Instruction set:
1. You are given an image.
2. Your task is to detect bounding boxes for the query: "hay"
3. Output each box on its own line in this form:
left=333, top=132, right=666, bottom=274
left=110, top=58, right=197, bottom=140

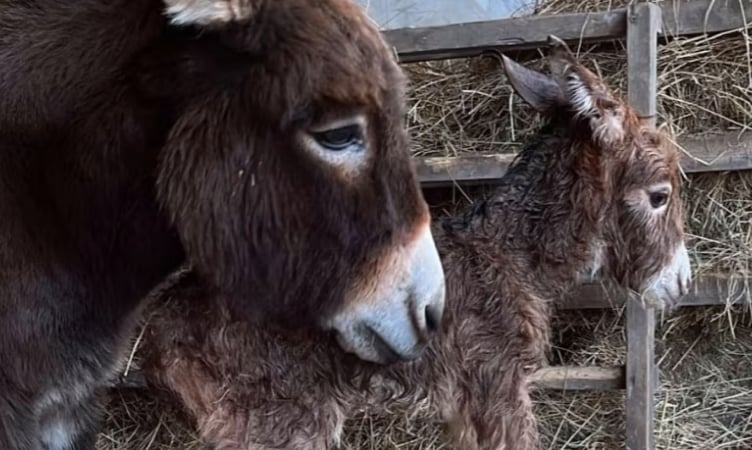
left=684, top=172, right=752, bottom=278
left=405, top=4, right=752, bottom=157
left=535, top=306, right=752, bottom=450
left=96, top=390, right=204, bottom=450
left=97, top=1, right=752, bottom=448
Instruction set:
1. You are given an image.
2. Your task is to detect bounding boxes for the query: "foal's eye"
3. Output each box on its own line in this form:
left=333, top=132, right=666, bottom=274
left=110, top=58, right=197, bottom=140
left=311, top=124, right=363, bottom=151
left=649, top=191, right=669, bottom=208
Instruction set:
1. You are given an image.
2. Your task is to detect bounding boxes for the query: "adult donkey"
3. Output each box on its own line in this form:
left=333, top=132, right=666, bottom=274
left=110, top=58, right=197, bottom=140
left=0, top=0, right=445, bottom=448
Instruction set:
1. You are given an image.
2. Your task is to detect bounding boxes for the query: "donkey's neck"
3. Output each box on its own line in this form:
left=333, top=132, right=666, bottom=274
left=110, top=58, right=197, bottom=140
left=443, top=126, right=608, bottom=295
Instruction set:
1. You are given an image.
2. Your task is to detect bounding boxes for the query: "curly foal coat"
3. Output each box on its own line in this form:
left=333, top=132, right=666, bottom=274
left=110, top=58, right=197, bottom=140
left=141, top=38, right=691, bottom=450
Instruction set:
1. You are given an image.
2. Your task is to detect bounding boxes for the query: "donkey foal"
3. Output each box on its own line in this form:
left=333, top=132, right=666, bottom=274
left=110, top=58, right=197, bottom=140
left=140, top=36, right=691, bottom=450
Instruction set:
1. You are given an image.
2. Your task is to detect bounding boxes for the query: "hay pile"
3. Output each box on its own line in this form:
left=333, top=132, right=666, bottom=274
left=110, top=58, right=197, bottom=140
left=97, top=0, right=752, bottom=448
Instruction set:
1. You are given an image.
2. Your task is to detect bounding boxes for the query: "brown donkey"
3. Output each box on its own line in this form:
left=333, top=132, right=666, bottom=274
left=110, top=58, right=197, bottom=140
left=140, top=36, right=691, bottom=450
left=0, top=0, right=445, bottom=448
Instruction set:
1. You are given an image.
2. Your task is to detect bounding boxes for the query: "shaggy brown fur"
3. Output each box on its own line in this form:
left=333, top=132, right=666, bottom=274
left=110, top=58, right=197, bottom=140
left=140, top=37, right=691, bottom=450
left=0, top=0, right=444, bottom=448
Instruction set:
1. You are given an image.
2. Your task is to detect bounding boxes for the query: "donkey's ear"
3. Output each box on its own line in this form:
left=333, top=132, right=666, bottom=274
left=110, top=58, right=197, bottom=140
left=163, top=0, right=258, bottom=27
left=546, top=35, right=626, bottom=143
left=500, top=53, right=563, bottom=113
left=547, top=35, right=618, bottom=117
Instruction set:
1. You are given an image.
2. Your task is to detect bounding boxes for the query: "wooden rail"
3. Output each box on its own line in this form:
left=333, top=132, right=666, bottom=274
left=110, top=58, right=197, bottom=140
left=532, top=366, right=625, bottom=391
left=118, top=364, right=628, bottom=392
left=117, top=365, right=628, bottom=391
left=414, top=131, right=752, bottom=188
left=562, top=274, right=750, bottom=310
left=383, top=0, right=752, bottom=62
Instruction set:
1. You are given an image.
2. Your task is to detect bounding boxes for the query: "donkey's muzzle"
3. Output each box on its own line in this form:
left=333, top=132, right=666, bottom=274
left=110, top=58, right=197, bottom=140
left=324, top=223, right=446, bottom=364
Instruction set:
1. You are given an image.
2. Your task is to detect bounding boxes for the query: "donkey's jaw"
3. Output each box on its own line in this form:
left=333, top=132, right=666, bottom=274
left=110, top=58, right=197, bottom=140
left=643, top=243, right=692, bottom=308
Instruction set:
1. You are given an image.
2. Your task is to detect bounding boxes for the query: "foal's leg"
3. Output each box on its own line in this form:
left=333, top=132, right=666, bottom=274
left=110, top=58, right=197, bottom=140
left=482, top=374, right=540, bottom=450
left=499, top=380, right=539, bottom=450
left=448, top=369, right=540, bottom=450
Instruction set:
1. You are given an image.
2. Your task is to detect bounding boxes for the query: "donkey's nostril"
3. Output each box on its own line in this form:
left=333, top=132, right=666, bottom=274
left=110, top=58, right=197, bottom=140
left=363, top=324, right=405, bottom=364
left=425, top=304, right=441, bottom=334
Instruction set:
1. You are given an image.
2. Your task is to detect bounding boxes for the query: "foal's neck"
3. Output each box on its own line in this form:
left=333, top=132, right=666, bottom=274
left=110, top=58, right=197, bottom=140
left=444, top=126, right=609, bottom=295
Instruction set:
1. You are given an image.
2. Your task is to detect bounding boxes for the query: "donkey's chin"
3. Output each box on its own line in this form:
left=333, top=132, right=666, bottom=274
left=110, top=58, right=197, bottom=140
left=323, top=223, right=446, bottom=364
left=333, top=324, right=426, bottom=365
left=640, top=276, right=689, bottom=309
left=325, top=282, right=444, bottom=365
left=640, top=286, right=682, bottom=310
left=641, top=244, right=693, bottom=309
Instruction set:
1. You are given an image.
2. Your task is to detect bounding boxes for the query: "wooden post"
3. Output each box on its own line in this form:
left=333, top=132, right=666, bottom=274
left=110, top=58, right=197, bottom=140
left=627, top=3, right=661, bottom=126
left=625, top=298, right=657, bottom=450
left=626, top=4, right=661, bottom=450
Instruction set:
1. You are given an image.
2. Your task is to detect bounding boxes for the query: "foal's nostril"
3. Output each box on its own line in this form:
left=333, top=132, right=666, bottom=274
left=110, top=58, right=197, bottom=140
left=425, top=304, right=441, bottom=334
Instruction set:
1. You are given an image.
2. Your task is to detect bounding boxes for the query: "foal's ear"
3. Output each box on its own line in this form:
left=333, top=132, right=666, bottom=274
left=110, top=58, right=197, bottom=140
left=547, top=35, right=627, bottom=143
left=500, top=53, right=563, bottom=113
left=163, top=0, right=259, bottom=27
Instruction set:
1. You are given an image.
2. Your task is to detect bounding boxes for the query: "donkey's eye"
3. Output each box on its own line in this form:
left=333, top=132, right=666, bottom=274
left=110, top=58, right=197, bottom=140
left=311, top=125, right=363, bottom=151
left=649, top=191, right=669, bottom=208
left=301, top=116, right=368, bottom=171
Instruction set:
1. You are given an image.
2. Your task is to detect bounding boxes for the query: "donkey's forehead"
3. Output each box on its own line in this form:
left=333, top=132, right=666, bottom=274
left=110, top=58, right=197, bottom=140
left=258, top=0, right=401, bottom=113
left=620, top=128, right=682, bottom=183
left=635, top=126, right=680, bottom=161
